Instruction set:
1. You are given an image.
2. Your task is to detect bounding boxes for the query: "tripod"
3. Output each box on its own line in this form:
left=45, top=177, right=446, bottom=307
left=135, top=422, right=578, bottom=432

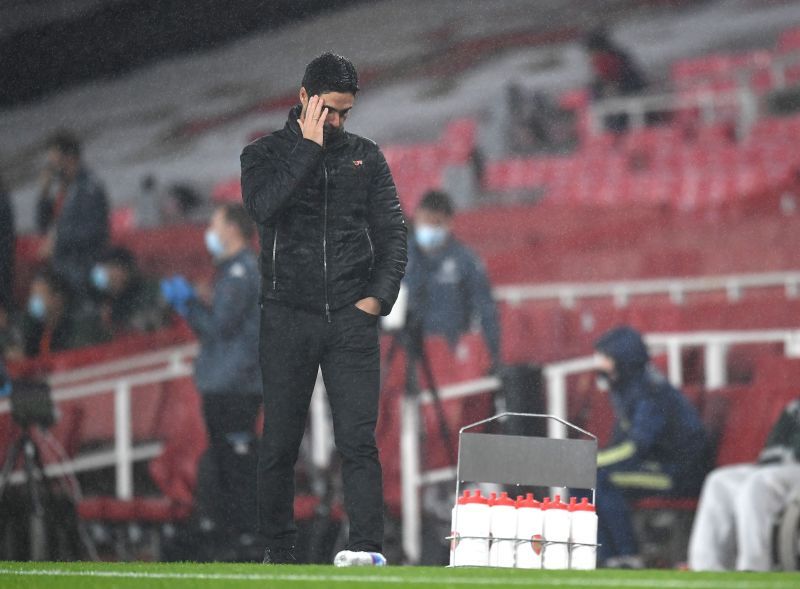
left=0, top=425, right=53, bottom=560
left=0, top=381, right=97, bottom=561
left=382, top=315, right=457, bottom=465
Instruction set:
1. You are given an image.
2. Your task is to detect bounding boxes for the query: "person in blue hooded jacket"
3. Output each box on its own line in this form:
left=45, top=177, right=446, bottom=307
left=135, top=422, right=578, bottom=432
left=593, top=326, right=708, bottom=568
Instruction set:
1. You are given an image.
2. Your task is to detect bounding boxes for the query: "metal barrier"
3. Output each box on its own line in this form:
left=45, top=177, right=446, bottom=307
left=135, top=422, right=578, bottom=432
left=402, top=328, right=800, bottom=563
left=4, top=320, right=800, bottom=562
left=494, top=270, right=800, bottom=309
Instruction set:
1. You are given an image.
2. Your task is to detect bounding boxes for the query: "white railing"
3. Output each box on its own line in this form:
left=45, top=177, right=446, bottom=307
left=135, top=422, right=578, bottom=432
left=588, top=87, right=758, bottom=137
left=0, top=344, right=197, bottom=500
left=4, top=304, right=800, bottom=561
left=0, top=343, right=335, bottom=501
left=400, top=327, right=800, bottom=564
left=494, top=270, right=800, bottom=308
left=736, top=50, right=800, bottom=93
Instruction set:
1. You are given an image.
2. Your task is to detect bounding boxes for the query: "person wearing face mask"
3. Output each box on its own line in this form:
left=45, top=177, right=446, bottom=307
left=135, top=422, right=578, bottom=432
left=592, top=326, right=709, bottom=568
left=35, top=130, right=109, bottom=293
left=405, top=190, right=501, bottom=371
left=21, top=268, right=109, bottom=358
left=240, top=52, right=407, bottom=566
left=160, top=204, right=262, bottom=560
left=90, top=247, right=168, bottom=335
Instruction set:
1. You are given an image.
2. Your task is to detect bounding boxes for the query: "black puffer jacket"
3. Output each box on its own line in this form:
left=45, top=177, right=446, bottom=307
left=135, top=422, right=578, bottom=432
left=241, top=106, right=407, bottom=317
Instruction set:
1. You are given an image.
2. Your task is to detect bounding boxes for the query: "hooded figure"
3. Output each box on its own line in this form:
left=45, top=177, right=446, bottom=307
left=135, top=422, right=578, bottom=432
left=593, top=326, right=708, bottom=568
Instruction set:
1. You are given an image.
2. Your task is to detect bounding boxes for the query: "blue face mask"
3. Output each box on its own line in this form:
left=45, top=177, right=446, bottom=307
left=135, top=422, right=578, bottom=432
left=91, top=265, right=110, bottom=291
left=415, top=224, right=448, bottom=251
left=28, top=294, right=46, bottom=321
left=204, top=229, right=225, bottom=258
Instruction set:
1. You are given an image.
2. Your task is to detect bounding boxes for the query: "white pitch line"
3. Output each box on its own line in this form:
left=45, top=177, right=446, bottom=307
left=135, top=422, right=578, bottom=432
left=0, top=568, right=795, bottom=589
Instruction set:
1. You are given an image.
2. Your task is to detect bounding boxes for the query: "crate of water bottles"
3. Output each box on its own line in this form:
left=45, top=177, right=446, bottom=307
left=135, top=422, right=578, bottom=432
left=445, top=413, right=599, bottom=569
left=448, top=490, right=598, bottom=569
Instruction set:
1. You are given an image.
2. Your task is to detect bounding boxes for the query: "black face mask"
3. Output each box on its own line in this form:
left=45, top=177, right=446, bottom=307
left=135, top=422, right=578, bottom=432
left=323, top=124, right=344, bottom=144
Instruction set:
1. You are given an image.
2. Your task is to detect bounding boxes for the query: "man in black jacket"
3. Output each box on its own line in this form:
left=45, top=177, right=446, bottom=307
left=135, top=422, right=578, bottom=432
left=241, top=53, right=407, bottom=565
left=36, top=130, right=109, bottom=292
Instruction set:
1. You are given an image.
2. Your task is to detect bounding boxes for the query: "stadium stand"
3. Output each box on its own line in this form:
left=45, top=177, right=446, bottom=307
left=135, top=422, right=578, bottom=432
left=5, top=18, right=800, bottom=566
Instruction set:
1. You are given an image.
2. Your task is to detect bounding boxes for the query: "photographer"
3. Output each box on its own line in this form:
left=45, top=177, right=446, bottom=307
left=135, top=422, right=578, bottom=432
left=90, top=247, right=169, bottom=335
left=21, top=268, right=109, bottom=358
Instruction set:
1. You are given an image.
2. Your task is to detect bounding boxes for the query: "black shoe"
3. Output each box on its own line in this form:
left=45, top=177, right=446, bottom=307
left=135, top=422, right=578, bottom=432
left=263, top=546, right=297, bottom=564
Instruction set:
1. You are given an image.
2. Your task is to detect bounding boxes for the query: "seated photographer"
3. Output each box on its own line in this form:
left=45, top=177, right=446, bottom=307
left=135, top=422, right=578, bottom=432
left=89, top=247, right=170, bottom=336
left=21, top=268, right=110, bottom=358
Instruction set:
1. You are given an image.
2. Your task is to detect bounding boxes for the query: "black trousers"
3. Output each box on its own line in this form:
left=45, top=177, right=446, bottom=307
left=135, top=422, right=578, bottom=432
left=258, top=300, right=383, bottom=552
left=199, top=394, right=262, bottom=536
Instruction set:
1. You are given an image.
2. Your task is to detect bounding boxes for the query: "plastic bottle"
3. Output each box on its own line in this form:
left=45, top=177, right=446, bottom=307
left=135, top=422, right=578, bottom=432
left=569, top=497, right=598, bottom=570
left=450, top=490, right=471, bottom=566
left=515, top=493, right=543, bottom=569
left=542, top=495, right=570, bottom=569
left=452, top=489, right=490, bottom=566
left=488, top=491, right=517, bottom=567
left=333, top=550, right=387, bottom=567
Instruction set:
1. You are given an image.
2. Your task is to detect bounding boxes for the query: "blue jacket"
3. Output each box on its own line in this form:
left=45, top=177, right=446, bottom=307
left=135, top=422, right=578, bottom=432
left=186, top=249, right=262, bottom=396
left=595, top=327, right=708, bottom=475
left=405, top=237, right=500, bottom=363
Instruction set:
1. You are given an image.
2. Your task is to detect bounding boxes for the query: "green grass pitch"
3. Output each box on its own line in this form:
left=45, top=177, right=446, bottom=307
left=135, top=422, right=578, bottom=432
left=1, top=561, right=799, bottom=589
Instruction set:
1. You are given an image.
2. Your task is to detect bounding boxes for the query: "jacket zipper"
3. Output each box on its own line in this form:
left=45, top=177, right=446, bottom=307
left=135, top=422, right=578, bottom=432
left=271, top=228, right=278, bottom=291
left=365, top=228, right=375, bottom=273
left=323, top=162, right=331, bottom=323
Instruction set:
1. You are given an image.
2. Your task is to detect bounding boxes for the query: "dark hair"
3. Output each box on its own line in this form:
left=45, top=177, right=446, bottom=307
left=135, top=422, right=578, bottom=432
left=33, top=267, right=73, bottom=304
left=221, top=204, right=255, bottom=240
left=417, top=190, right=455, bottom=217
left=584, top=29, right=614, bottom=53
left=46, top=129, right=81, bottom=158
left=301, top=52, right=359, bottom=97
left=100, top=246, right=137, bottom=272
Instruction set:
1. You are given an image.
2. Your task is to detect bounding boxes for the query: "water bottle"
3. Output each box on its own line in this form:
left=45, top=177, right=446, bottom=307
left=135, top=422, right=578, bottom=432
left=450, top=490, right=471, bottom=566
left=569, top=497, right=598, bottom=570
left=515, top=493, right=543, bottom=569
left=452, top=489, right=490, bottom=566
left=333, top=550, right=387, bottom=567
left=542, top=495, right=570, bottom=570
left=488, top=491, right=517, bottom=567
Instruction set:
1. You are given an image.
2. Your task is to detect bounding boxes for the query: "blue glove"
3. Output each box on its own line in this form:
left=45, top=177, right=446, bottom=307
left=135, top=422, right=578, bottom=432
left=160, top=275, right=195, bottom=317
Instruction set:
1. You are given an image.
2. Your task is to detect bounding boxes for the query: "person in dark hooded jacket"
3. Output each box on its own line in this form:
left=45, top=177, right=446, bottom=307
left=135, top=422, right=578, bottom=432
left=593, top=326, right=708, bottom=568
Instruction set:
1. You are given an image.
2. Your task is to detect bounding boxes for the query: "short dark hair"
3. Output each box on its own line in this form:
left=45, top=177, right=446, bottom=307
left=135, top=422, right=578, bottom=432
left=417, top=190, right=455, bottom=217
left=46, top=129, right=81, bottom=158
left=584, top=29, right=614, bottom=52
left=34, top=267, right=73, bottom=304
left=100, top=247, right=137, bottom=272
left=220, top=204, right=255, bottom=240
left=301, top=52, right=359, bottom=97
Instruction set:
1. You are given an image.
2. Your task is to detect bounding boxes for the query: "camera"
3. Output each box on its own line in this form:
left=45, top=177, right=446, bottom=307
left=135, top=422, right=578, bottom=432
left=10, top=378, right=56, bottom=429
